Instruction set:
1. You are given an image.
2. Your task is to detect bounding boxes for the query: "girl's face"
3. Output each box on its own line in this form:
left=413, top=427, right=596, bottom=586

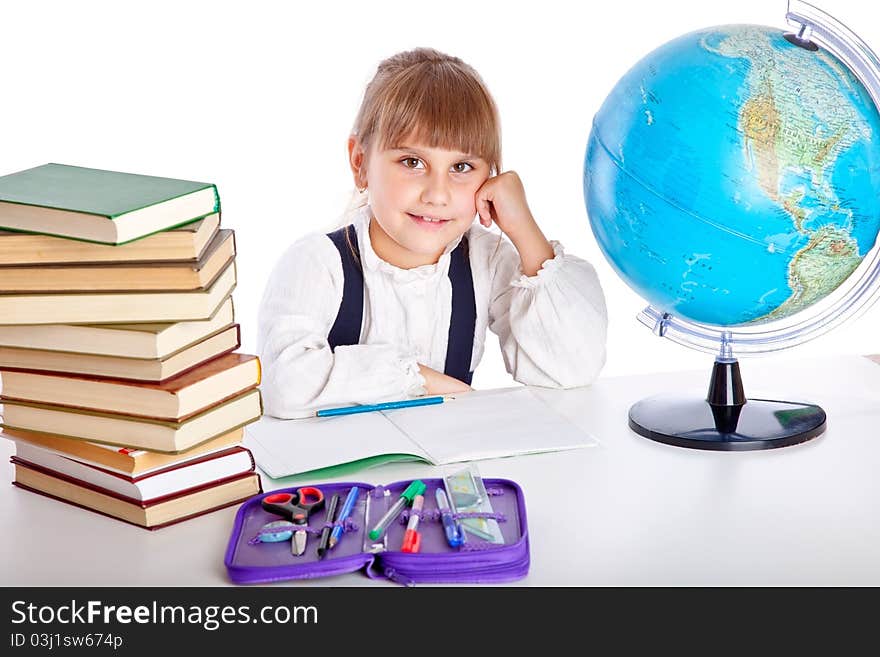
left=351, top=137, right=491, bottom=268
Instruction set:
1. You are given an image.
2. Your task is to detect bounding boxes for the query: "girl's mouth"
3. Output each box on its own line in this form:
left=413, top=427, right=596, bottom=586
left=407, top=213, right=452, bottom=231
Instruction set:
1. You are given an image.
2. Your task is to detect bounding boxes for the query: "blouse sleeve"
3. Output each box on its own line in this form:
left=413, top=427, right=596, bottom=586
left=257, top=235, right=426, bottom=418
left=485, top=236, right=608, bottom=388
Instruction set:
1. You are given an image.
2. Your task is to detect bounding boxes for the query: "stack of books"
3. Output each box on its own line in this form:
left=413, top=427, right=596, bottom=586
left=0, top=163, right=263, bottom=529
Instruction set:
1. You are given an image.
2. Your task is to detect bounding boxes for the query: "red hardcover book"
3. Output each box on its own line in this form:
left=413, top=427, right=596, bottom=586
left=13, top=442, right=257, bottom=501
left=1, top=352, right=261, bottom=421
left=11, top=452, right=262, bottom=530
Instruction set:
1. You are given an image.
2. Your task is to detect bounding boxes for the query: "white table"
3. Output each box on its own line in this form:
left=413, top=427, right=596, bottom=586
left=3, top=354, right=880, bottom=586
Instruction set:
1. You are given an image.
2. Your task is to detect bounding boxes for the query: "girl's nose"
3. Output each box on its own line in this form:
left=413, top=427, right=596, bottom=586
left=420, top=172, right=451, bottom=205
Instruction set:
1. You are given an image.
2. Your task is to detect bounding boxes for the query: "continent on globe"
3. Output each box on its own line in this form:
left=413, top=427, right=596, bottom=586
left=764, top=224, right=862, bottom=321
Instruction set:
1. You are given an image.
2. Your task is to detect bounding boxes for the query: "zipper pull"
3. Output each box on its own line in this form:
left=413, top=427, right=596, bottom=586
left=384, top=567, right=415, bottom=587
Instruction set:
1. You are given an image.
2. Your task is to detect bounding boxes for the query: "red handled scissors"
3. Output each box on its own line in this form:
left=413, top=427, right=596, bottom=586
left=261, top=487, right=325, bottom=556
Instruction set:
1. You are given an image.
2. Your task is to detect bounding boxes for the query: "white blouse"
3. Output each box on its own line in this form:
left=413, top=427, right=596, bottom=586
left=257, top=206, right=608, bottom=418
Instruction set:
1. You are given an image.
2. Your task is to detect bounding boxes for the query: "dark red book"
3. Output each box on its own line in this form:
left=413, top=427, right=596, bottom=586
left=1, top=352, right=261, bottom=420
left=11, top=447, right=262, bottom=530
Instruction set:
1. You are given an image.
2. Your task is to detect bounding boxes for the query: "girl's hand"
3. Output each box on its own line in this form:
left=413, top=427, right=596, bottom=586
left=475, top=171, right=554, bottom=276
left=418, top=364, right=473, bottom=395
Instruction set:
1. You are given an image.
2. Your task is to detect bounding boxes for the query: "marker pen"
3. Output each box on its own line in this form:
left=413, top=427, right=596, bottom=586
left=400, top=494, right=424, bottom=553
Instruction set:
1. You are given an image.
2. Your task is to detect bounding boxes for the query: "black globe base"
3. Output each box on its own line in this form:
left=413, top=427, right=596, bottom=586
left=628, top=359, right=826, bottom=451
left=629, top=395, right=826, bottom=450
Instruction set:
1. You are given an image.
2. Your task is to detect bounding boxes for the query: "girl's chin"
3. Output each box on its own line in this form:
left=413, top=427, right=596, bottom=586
left=399, top=230, right=466, bottom=260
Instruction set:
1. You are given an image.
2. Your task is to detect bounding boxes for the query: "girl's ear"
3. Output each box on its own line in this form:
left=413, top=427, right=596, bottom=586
left=348, top=136, right=367, bottom=190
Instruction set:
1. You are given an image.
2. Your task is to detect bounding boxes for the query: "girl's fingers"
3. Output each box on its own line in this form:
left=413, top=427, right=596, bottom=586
left=477, top=197, right=492, bottom=227
left=476, top=176, right=502, bottom=227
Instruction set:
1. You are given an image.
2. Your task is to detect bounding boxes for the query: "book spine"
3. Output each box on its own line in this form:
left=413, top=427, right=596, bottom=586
left=0, top=382, right=259, bottom=424
left=12, top=475, right=261, bottom=531
left=11, top=458, right=256, bottom=506
left=212, top=185, right=221, bottom=214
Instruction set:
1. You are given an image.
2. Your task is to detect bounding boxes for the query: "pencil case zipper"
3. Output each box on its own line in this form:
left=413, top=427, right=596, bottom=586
left=377, top=539, right=530, bottom=586
left=381, top=554, right=531, bottom=586
left=227, top=552, right=375, bottom=584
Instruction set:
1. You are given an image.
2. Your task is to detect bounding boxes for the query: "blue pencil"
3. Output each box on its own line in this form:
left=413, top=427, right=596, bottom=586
left=315, top=395, right=447, bottom=417
left=328, top=486, right=360, bottom=549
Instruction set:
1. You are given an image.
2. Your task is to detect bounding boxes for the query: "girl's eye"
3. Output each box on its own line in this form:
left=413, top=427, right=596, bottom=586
left=452, top=162, right=474, bottom=173
left=401, top=157, right=424, bottom=169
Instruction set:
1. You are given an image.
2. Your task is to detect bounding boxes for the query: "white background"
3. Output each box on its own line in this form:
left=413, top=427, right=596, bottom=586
left=3, top=0, right=878, bottom=390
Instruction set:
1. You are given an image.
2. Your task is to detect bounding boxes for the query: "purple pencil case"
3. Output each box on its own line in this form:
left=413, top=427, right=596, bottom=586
left=224, top=477, right=529, bottom=586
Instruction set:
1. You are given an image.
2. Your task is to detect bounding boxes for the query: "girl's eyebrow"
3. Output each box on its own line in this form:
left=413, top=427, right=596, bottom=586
left=389, top=145, right=482, bottom=161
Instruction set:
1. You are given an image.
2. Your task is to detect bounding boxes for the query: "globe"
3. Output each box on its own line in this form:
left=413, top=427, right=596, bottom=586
left=582, top=7, right=880, bottom=451
left=585, top=24, right=880, bottom=328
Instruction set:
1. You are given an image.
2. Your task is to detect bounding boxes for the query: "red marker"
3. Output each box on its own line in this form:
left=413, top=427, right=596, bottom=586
left=401, top=494, right=424, bottom=553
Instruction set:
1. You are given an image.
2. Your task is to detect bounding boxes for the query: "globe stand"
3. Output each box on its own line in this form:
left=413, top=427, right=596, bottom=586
left=628, top=358, right=826, bottom=451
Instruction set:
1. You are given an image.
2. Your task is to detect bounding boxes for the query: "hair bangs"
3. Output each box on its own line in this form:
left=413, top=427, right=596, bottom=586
left=364, top=55, right=502, bottom=173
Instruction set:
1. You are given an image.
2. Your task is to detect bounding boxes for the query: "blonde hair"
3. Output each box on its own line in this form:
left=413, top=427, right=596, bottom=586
left=352, top=48, right=502, bottom=175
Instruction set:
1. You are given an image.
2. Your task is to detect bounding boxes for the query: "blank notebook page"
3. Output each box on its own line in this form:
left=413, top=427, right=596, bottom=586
left=246, top=412, right=427, bottom=479
left=382, top=387, right=598, bottom=464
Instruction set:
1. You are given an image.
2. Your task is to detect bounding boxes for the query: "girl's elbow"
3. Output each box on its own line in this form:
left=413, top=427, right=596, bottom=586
left=260, top=380, right=300, bottom=419
left=512, top=347, right=606, bottom=389
left=551, top=342, right=607, bottom=389
left=575, top=347, right=607, bottom=387
left=259, top=364, right=323, bottom=419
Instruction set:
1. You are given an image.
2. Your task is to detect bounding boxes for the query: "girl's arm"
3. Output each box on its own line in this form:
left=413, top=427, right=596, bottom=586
left=471, top=170, right=609, bottom=387
left=484, top=234, right=609, bottom=388
left=418, top=364, right=472, bottom=395
left=475, top=171, right=554, bottom=276
left=257, top=236, right=427, bottom=418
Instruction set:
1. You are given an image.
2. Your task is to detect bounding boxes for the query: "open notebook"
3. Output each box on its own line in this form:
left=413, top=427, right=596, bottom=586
left=245, top=387, right=598, bottom=480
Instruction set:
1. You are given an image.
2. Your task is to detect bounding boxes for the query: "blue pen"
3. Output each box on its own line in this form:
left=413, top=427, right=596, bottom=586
left=435, top=487, right=464, bottom=548
left=316, top=396, right=447, bottom=417
left=328, top=486, right=360, bottom=549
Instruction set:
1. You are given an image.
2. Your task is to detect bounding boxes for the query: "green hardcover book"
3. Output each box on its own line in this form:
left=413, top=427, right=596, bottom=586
left=0, top=163, right=220, bottom=245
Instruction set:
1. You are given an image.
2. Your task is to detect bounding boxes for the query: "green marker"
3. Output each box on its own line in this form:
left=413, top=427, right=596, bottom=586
left=368, top=480, right=426, bottom=541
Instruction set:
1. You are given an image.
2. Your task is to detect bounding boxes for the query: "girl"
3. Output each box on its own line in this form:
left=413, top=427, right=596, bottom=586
left=258, top=48, right=607, bottom=418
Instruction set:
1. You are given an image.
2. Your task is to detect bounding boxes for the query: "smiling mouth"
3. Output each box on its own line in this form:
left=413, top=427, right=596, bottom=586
left=407, top=213, right=453, bottom=229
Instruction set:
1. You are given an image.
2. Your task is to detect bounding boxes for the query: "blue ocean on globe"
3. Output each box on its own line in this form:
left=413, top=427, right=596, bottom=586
left=584, top=25, right=880, bottom=326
